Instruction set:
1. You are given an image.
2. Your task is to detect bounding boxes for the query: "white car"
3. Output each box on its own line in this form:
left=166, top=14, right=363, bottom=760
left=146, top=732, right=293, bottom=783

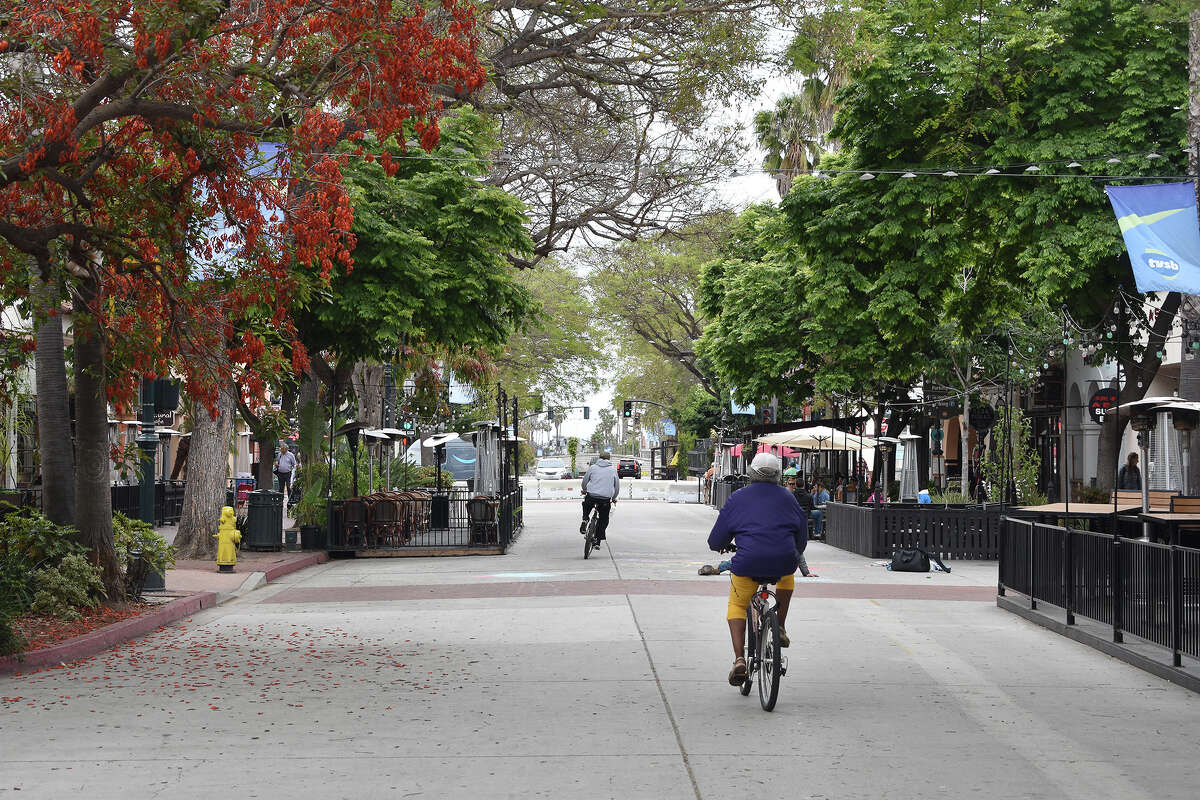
left=535, top=457, right=571, bottom=479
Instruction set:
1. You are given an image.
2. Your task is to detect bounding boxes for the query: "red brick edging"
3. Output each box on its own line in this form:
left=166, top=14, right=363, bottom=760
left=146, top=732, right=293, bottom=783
left=0, top=592, right=216, bottom=675
left=261, top=551, right=328, bottom=582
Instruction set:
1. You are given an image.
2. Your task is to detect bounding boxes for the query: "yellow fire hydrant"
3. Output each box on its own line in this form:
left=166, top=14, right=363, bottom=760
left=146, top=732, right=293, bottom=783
left=215, top=506, right=241, bottom=573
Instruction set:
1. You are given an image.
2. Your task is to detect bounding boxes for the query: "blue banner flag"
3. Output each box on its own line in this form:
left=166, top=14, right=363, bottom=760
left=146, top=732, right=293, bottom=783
left=1105, top=182, right=1200, bottom=294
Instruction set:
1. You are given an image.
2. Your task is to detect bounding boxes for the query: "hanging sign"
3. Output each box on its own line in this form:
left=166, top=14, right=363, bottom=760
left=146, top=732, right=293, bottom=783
left=1105, top=182, right=1200, bottom=294
left=968, top=404, right=996, bottom=431
left=1089, top=388, right=1119, bottom=424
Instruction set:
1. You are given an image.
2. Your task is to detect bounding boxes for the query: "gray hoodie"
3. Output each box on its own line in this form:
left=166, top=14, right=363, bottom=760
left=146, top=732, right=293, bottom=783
left=581, top=458, right=620, bottom=499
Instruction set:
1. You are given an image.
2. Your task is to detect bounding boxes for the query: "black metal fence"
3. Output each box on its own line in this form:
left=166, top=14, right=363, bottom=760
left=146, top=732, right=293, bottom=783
left=110, top=481, right=185, bottom=526
left=327, top=486, right=523, bottom=554
left=1000, top=517, right=1200, bottom=666
left=825, top=501, right=1002, bottom=560
left=6, top=482, right=185, bottom=526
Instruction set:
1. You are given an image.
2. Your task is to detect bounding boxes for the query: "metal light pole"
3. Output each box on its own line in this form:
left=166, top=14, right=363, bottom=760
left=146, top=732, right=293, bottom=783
left=136, top=377, right=158, bottom=526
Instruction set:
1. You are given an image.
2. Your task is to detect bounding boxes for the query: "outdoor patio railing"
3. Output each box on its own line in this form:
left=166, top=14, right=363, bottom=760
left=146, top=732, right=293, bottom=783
left=1000, top=517, right=1200, bottom=665
left=328, top=486, right=523, bottom=554
left=825, top=501, right=1002, bottom=560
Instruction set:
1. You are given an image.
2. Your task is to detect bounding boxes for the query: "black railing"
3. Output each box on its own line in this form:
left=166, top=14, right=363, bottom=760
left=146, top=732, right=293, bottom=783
left=1000, top=517, right=1200, bottom=667
left=826, top=502, right=1002, bottom=560
left=110, top=480, right=185, bottom=526
left=328, top=486, right=523, bottom=553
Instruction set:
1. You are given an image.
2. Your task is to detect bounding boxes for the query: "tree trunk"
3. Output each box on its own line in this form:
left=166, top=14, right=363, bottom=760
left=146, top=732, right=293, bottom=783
left=72, top=286, right=119, bottom=597
left=1182, top=10, right=1200, bottom=492
left=30, top=268, right=75, bottom=525
left=352, top=361, right=384, bottom=428
left=173, top=373, right=236, bottom=559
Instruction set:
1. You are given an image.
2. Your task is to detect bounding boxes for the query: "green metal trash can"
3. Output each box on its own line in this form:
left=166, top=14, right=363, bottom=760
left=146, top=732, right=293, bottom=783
left=243, top=490, right=284, bottom=550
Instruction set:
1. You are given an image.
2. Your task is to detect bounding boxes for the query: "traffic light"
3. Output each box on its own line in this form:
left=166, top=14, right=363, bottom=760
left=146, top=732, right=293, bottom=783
left=401, top=417, right=413, bottom=431
left=634, top=412, right=641, bottom=425
left=583, top=406, right=590, bottom=419
left=762, top=407, right=773, bottom=424
left=623, top=400, right=632, bottom=418
left=547, top=408, right=554, bottom=421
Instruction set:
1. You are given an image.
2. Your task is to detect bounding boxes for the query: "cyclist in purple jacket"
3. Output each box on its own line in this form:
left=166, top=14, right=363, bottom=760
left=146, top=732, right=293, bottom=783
left=707, top=452, right=808, bottom=686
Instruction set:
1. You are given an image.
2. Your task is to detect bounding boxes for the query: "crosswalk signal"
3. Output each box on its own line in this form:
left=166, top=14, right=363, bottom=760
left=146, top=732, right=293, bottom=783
left=762, top=407, right=773, bottom=424
left=623, top=400, right=632, bottom=418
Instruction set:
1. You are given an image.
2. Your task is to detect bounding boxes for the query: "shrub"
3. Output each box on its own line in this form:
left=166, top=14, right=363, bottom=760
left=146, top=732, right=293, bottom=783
left=929, top=491, right=973, bottom=505
left=0, top=509, right=83, bottom=615
left=30, top=554, right=105, bottom=620
left=0, top=612, right=23, bottom=656
left=1075, top=484, right=1109, bottom=504
left=112, top=513, right=176, bottom=577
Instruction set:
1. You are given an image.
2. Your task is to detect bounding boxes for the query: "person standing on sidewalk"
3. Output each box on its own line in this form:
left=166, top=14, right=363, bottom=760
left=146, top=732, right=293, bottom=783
left=274, top=443, right=298, bottom=501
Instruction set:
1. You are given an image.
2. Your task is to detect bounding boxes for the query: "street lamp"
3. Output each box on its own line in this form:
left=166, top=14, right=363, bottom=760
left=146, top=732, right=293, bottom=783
left=136, top=377, right=158, bottom=526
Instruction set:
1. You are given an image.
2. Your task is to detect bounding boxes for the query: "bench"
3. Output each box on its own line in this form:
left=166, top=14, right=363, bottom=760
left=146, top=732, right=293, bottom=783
left=1112, top=489, right=1177, bottom=511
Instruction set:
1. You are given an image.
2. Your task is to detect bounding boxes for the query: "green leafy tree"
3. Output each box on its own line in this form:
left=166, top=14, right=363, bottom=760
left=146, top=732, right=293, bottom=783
left=777, top=0, right=1187, bottom=490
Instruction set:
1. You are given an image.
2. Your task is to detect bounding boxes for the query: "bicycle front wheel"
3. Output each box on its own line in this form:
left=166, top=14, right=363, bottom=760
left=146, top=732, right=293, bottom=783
left=757, top=608, right=782, bottom=711
left=739, top=606, right=755, bottom=696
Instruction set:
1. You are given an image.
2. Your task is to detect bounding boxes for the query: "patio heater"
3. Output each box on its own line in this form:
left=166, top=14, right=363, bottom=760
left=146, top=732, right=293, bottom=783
left=472, top=422, right=500, bottom=496
left=424, top=431, right=459, bottom=528
left=362, top=429, right=389, bottom=493
left=1120, top=397, right=1173, bottom=536
left=876, top=437, right=900, bottom=503
left=898, top=431, right=921, bottom=502
left=1159, top=400, right=1200, bottom=496
left=335, top=421, right=367, bottom=497
left=377, top=427, right=406, bottom=489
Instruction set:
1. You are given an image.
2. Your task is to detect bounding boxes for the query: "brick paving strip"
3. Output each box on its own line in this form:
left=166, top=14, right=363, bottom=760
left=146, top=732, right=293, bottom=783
left=265, top=579, right=996, bottom=604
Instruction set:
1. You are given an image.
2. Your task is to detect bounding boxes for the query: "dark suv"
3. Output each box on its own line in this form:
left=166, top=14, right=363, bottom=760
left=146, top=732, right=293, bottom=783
left=617, top=458, right=642, bottom=479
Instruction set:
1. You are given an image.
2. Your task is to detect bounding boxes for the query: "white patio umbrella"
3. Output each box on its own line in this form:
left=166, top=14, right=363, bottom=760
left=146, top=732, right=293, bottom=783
left=898, top=431, right=921, bottom=501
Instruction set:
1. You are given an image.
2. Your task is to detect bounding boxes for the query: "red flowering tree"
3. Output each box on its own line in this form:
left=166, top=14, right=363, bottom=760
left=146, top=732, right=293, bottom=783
left=0, top=0, right=484, bottom=593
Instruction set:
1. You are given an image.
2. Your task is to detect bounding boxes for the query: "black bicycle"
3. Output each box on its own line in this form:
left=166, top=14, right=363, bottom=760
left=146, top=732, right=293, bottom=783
left=725, top=547, right=787, bottom=711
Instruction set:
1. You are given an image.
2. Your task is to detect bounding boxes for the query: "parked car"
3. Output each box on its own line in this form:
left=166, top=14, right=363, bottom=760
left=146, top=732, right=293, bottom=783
left=535, top=457, right=572, bottom=479
left=617, top=458, right=642, bottom=478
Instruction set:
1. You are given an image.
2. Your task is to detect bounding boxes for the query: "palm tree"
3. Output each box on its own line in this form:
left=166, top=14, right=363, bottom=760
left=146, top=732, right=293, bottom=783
left=754, top=77, right=839, bottom=197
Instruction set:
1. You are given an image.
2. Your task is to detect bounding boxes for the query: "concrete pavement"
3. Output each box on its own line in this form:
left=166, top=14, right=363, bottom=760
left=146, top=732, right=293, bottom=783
left=2, top=500, right=1198, bottom=799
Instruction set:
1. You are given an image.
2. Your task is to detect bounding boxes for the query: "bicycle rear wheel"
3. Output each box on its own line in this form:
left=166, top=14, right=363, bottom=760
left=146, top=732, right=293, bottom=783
left=739, top=606, right=755, bottom=696
left=757, top=608, right=782, bottom=711
left=583, top=515, right=596, bottom=559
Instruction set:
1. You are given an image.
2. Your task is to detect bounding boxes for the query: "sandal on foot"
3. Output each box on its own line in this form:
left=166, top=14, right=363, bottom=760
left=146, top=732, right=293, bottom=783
left=698, top=564, right=717, bottom=576
left=728, top=657, right=748, bottom=686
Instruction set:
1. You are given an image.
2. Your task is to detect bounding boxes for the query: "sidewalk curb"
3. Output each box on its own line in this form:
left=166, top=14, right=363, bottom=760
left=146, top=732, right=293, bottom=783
left=0, top=592, right=216, bottom=675
left=0, top=552, right=329, bottom=676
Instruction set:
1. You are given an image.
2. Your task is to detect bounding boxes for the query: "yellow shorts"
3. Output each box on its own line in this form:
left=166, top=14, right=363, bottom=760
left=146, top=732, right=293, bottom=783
left=726, top=573, right=795, bottom=620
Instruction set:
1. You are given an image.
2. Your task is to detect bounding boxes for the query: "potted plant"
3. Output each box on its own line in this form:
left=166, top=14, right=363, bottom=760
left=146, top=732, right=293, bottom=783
left=293, top=465, right=329, bottom=550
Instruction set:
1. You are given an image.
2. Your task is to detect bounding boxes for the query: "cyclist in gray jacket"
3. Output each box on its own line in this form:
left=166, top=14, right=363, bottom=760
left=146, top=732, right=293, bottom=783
left=580, top=450, right=620, bottom=542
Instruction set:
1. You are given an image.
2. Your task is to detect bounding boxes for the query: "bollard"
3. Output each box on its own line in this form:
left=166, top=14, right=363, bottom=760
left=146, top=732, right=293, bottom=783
left=215, top=506, right=241, bottom=573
